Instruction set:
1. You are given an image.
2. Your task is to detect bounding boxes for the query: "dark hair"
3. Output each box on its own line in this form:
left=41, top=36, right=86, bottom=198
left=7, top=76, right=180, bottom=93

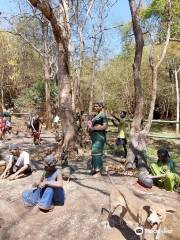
left=120, top=111, right=126, bottom=117
left=94, top=102, right=104, bottom=108
left=157, top=148, right=169, bottom=158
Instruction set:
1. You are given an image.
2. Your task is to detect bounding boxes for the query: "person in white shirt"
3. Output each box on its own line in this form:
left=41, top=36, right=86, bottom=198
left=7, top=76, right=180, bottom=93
left=53, top=114, right=60, bottom=130
left=0, top=144, right=31, bottom=180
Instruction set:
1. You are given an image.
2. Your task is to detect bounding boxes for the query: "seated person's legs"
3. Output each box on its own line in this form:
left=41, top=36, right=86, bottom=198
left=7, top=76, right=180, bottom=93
left=22, top=188, right=42, bottom=207
left=53, top=188, right=65, bottom=205
left=38, top=187, right=54, bottom=210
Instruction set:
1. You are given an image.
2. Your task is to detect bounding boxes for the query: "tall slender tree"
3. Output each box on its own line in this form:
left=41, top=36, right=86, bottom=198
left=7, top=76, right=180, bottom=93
left=126, top=0, right=172, bottom=170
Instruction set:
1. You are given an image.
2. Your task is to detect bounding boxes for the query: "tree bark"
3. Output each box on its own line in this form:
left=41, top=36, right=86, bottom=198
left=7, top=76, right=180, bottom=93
left=1, top=69, right=4, bottom=110
left=42, top=18, right=52, bottom=129
left=89, top=49, right=96, bottom=115
left=126, top=0, right=146, bottom=169
left=76, top=25, right=84, bottom=110
left=175, top=67, right=180, bottom=133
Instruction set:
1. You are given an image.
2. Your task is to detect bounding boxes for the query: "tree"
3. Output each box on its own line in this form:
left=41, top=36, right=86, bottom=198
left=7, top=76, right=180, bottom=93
left=71, top=0, right=95, bottom=113
left=126, top=0, right=146, bottom=170
left=28, top=0, right=75, bottom=149
left=0, top=8, right=53, bottom=128
left=126, top=0, right=172, bottom=170
left=143, top=0, right=172, bottom=134
left=174, top=65, right=180, bottom=133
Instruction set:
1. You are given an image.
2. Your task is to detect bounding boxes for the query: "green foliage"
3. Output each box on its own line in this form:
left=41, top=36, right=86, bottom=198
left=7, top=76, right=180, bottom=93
left=15, top=80, right=58, bottom=112
left=142, top=0, right=180, bottom=40
left=0, top=31, right=43, bottom=107
left=95, top=41, right=179, bottom=118
left=142, top=0, right=166, bottom=20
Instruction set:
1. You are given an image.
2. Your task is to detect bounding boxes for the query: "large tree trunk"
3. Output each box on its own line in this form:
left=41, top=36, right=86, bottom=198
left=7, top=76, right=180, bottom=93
left=57, top=41, right=75, bottom=149
left=42, top=19, right=52, bottom=129
left=28, top=0, right=76, bottom=149
left=126, top=0, right=172, bottom=170
left=126, top=0, right=146, bottom=170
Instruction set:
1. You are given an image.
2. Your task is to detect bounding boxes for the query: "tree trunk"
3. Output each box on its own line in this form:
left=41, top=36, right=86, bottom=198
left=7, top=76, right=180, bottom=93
left=88, top=55, right=96, bottom=115
left=126, top=0, right=146, bottom=169
left=143, top=0, right=171, bottom=134
left=42, top=19, right=52, bottom=129
left=0, top=69, right=4, bottom=111
left=76, top=26, right=84, bottom=110
left=28, top=0, right=76, bottom=149
left=57, top=43, right=75, bottom=149
left=175, top=67, right=180, bottom=133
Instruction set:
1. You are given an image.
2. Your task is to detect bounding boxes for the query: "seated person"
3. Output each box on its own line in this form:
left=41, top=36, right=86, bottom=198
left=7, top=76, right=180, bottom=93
left=22, top=155, right=65, bottom=211
left=150, top=148, right=180, bottom=191
left=0, top=144, right=31, bottom=180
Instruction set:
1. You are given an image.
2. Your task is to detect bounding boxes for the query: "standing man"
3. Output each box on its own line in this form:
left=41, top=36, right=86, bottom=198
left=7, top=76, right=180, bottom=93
left=31, top=114, right=42, bottom=145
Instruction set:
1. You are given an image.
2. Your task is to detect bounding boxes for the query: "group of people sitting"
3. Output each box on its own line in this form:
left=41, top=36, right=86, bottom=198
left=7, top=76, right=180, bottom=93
left=0, top=144, right=64, bottom=211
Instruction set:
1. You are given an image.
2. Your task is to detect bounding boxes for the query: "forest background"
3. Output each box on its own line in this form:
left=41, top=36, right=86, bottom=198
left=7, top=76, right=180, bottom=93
left=0, top=0, right=179, bottom=121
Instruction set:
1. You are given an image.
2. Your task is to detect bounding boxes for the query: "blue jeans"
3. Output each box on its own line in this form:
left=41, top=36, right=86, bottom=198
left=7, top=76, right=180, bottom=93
left=22, top=187, right=65, bottom=209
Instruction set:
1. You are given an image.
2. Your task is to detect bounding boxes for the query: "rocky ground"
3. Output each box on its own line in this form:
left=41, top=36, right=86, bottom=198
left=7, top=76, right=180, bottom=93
left=0, top=130, right=179, bottom=240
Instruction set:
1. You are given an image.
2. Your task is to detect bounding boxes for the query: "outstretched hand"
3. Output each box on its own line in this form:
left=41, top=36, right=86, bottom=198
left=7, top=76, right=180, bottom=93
left=0, top=173, right=6, bottom=180
left=110, top=111, right=115, bottom=116
left=8, top=174, right=18, bottom=180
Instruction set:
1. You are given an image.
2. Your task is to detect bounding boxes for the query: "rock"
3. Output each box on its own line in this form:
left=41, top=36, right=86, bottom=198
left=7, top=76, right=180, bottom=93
left=0, top=161, right=6, bottom=175
left=138, top=171, right=153, bottom=188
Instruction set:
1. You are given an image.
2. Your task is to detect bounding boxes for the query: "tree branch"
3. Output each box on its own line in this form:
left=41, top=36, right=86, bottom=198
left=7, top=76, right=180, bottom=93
left=28, top=0, right=62, bottom=43
left=169, top=37, right=180, bottom=43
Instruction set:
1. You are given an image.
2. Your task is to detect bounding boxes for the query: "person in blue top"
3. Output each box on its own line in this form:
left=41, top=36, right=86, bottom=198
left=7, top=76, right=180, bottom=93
left=22, top=155, right=65, bottom=211
left=149, top=148, right=180, bottom=191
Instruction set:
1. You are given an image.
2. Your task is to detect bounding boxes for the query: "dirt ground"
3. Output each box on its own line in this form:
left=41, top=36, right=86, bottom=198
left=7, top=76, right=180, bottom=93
left=0, top=132, right=180, bottom=240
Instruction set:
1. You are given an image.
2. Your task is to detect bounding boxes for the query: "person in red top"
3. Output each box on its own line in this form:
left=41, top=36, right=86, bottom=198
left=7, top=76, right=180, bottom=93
left=0, top=113, right=6, bottom=140
left=31, top=114, right=42, bottom=145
